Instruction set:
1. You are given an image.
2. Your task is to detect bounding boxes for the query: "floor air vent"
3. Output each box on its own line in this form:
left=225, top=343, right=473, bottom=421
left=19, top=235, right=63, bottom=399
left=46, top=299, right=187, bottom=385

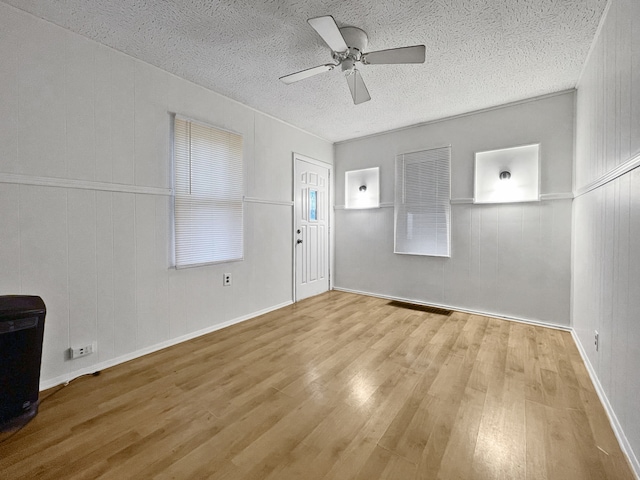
left=387, top=300, right=452, bottom=316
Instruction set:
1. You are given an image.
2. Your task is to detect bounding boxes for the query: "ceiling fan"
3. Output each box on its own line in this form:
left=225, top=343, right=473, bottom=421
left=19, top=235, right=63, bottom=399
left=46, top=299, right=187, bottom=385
left=280, top=15, right=425, bottom=105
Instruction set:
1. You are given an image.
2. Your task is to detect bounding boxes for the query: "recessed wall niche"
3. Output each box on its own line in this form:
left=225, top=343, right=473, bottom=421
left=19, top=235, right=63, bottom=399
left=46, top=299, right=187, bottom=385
left=474, top=143, right=540, bottom=203
left=345, top=167, right=380, bottom=209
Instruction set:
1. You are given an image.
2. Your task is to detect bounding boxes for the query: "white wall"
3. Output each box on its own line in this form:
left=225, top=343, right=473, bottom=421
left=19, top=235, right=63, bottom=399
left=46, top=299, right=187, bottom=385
left=573, top=0, right=640, bottom=474
left=334, top=92, right=574, bottom=326
left=0, top=4, right=333, bottom=387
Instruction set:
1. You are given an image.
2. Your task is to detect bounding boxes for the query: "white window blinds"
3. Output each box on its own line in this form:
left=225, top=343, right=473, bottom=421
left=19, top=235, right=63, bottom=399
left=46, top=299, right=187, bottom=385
left=394, top=146, right=451, bottom=257
left=173, top=116, right=243, bottom=268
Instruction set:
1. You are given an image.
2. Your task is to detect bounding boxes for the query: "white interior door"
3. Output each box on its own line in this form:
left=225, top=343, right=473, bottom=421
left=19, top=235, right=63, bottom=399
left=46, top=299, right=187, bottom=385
left=294, top=155, right=330, bottom=301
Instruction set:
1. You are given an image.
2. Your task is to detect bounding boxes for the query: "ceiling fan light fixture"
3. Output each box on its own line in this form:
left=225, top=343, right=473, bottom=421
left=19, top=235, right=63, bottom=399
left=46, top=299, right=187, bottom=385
left=341, top=58, right=355, bottom=74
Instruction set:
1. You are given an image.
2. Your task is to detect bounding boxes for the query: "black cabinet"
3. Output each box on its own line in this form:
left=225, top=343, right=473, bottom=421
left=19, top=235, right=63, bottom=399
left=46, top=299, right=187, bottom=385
left=0, top=295, right=46, bottom=431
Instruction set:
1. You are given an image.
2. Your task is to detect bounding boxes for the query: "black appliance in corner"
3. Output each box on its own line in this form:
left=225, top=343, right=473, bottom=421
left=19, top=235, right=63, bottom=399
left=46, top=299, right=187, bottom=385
left=0, top=295, right=46, bottom=432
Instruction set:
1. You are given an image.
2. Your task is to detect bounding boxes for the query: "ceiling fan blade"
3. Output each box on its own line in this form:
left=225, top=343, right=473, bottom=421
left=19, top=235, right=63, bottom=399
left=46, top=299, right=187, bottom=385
left=279, top=64, right=335, bottom=84
left=362, top=45, right=426, bottom=64
left=307, top=15, right=348, bottom=53
left=345, top=69, right=371, bottom=105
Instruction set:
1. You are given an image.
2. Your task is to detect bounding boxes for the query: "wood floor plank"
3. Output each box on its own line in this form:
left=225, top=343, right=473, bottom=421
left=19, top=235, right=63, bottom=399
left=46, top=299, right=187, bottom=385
left=524, top=399, right=550, bottom=480
left=354, top=445, right=417, bottom=480
left=153, top=388, right=300, bottom=479
left=471, top=322, right=527, bottom=480
left=0, top=291, right=635, bottom=479
left=321, top=367, right=424, bottom=479
left=229, top=393, right=335, bottom=472
left=435, top=385, right=486, bottom=480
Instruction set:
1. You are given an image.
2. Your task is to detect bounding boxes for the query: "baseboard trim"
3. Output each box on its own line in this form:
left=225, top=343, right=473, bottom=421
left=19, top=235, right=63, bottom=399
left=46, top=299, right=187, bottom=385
left=332, top=286, right=571, bottom=331
left=39, top=300, right=293, bottom=391
left=570, top=330, right=640, bottom=479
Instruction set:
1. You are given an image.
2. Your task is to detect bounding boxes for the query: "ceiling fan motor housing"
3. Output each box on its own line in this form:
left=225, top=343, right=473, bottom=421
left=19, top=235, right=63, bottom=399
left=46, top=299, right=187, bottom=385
left=339, top=26, right=369, bottom=53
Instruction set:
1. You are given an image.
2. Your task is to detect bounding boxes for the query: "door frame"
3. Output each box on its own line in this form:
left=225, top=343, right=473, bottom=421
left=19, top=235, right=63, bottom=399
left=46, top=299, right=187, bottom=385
left=292, top=152, right=333, bottom=303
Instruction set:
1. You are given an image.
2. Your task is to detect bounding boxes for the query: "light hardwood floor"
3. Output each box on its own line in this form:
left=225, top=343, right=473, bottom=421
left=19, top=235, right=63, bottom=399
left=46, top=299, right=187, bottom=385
left=0, top=291, right=635, bottom=479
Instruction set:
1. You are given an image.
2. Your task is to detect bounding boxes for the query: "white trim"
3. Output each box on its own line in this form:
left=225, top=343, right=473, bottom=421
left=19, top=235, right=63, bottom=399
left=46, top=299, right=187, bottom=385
left=336, top=196, right=573, bottom=209
left=450, top=195, right=572, bottom=204
left=244, top=196, right=294, bottom=207
left=570, top=330, right=640, bottom=479
left=394, top=251, right=450, bottom=258
left=293, top=153, right=333, bottom=169
left=472, top=198, right=542, bottom=205
left=0, top=173, right=171, bottom=196
left=40, top=300, right=293, bottom=391
left=574, top=152, right=640, bottom=198
left=539, top=192, right=574, bottom=200
left=332, top=286, right=571, bottom=331
left=173, top=255, right=244, bottom=270
left=334, top=205, right=380, bottom=210
left=335, top=90, right=576, bottom=145
left=334, top=202, right=393, bottom=210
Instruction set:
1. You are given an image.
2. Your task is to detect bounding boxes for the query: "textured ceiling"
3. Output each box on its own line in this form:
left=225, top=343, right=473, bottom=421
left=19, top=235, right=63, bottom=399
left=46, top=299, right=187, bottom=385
left=3, top=0, right=606, bottom=142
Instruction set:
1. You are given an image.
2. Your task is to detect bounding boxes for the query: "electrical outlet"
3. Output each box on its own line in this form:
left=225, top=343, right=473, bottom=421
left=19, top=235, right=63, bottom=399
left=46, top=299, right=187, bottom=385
left=223, top=273, right=232, bottom=286
left=69, top=342, right=97, bottom=359
left=594, top=331, right=599, bottom=352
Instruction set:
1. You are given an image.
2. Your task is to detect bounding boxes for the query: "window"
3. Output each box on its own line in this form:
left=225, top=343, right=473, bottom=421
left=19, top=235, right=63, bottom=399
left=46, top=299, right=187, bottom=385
left=172, top=116, right=243, bottom=268
left=394, top=146, right=451, bottom=257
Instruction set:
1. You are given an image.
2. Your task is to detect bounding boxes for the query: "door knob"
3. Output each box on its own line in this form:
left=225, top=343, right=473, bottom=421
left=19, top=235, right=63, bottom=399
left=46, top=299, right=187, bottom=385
left=297, top=239, right=303, bottom=244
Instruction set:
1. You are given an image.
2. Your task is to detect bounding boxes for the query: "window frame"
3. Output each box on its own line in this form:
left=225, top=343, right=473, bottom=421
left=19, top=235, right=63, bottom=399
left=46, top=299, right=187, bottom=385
left=394, top=145, right=451, bottom=258
left=171, top=114, right=244, bottom=269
